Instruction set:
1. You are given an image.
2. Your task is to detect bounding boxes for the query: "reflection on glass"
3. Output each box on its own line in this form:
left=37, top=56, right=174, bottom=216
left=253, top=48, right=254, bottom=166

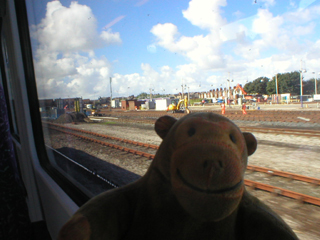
left=1, top=33, right=20, bottom=137
left=26, top=1, right=320, bottom=238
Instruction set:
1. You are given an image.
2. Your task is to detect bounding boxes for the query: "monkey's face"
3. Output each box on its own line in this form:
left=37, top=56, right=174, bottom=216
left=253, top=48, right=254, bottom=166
left=168, top=114, right=256, bottom=222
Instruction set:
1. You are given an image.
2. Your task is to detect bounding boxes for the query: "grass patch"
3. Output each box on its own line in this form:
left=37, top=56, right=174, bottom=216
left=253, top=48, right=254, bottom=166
left=100, top=121, right=118, bottom=125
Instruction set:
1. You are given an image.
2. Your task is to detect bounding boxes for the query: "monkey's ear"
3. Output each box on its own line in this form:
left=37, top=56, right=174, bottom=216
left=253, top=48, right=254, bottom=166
left=243, top=132, right=257, bottom=156
left=155, top=115, right=177, bottom=139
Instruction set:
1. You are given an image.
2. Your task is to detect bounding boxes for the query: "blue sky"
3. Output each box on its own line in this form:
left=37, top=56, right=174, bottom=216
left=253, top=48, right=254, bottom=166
left=27, top=0, right=320, bottom=99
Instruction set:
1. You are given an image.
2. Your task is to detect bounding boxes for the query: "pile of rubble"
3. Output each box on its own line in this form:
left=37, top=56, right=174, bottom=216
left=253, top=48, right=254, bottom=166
left=55, top=112, right=90, bottom=123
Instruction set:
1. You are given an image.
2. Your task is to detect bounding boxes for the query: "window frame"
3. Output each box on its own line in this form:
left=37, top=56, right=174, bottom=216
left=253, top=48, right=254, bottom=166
left=0, top=17, right=20, bottom=141
left=13, top=0, right=91, bottom=206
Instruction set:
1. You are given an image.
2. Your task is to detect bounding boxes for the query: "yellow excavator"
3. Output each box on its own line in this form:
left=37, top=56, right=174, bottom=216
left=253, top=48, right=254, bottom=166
left=91, top=108, right=102, bottom=116
left=167, top=96, right=190, bottom=114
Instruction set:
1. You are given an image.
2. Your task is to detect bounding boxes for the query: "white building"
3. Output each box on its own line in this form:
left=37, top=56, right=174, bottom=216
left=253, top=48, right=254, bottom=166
left=155, top=99, right=172, bottom=110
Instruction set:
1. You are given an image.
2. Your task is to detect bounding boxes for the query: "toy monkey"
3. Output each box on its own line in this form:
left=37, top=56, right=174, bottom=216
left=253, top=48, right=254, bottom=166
left=58, top=112, right=298, bottom=240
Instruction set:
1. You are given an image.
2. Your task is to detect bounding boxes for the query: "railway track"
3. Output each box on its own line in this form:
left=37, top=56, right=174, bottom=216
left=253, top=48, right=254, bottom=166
left=45, top=122, right=320, bottom=207
left=97, top=109, right=320, bottom=124
left=240, top=126, right=320, bottom=138
left=86, top=114, right=320, bottom=137
left=90, top=117, right=320, bottom=137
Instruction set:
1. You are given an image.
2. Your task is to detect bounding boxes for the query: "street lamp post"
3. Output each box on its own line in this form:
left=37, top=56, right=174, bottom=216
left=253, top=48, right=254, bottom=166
left=300, top=69, right=306, bottom=108
left=226, top=79, right=234, bottom=105
left=275, top=74, right=279, bottom=104
left=181, top=84, right=187, bottom=99
left=312, top=72, right=318, bottom=95
left=110, top=77, right=112, bottom=111
left=316, top=73, right=318, bottom=95
left=299, top=60, right=307, bottom=108
left=149, top=88, right=154, bottom=100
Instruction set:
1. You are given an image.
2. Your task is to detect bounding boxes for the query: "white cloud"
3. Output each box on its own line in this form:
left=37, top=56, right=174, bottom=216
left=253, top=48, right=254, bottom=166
left=241, top=6, right=320, bottom=58
left=232, top=10, right=245, bottom=19
left=148, top=2, right=320, bottom=93
left=100, top=29, right=122, bottom=44
left=232, top=8, right=306, bottom=61
left=252, top=8, right=283, bottom=45
left=149, top=1, right=320, bottom=90
left=160, top=65, right=174, bottom=79
left=141, top=63, right=161, bottom=82
left=284, top=5, right=320, bottom=24
left=35, top=54, right=112, bottom=99
left=110, top=63, right=212, bottom=97
left=150, top=23, right=180, bottom=52
left=151, top=23, right=224, bottom=70
left=31, top=1, right=320, bottom=99
left=32, top=1, right=121, bottom=53
left=31, top=1, right=121, bottom=99
left=182, top=0, right=227, bottom=30
left=292, top=22, right=315, bottom=36
left=307, top=40, right=320, bottom=59
left=260, top=0, right=276, bottom=8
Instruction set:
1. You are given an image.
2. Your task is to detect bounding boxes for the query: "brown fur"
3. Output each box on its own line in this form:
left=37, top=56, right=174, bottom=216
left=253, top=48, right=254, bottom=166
left=58, top=112, right=298, bottom=240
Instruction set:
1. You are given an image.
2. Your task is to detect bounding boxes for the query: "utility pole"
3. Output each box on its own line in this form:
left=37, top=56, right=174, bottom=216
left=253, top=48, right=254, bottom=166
left=316, top=73, right=318, bottom=95
left=181, top=79, right=184, bottom=99
left=299, top=60, right=306, bottom=108
left=149, top=88, right=153, bottom=101
left=110, top=77, right=112, bottom=111
left=275, top=73, right=278, bottom=104
left=226, top=72, right=233, bottom=105
left=187, top=86, right=190, bottom=105
left=312, top=72, right=318, bottom=95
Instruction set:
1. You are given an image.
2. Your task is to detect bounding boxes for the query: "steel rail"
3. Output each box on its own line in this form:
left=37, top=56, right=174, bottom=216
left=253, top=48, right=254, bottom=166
left=92, top=109, right=320, bottom=124
left=47, top=125, right=320, bottom=206
left=46, top=119, right=320, bottom=138
left=46, top=122, right=320, bottom=186
left=240, top=126, right=320, bottom=137
left=48, top=126, right=155, bottom=160
left=247, top=165, right=320, bottom=185
left=244, top=179, right=320, bottom=206
left=47, top=122, right=159, bottom=149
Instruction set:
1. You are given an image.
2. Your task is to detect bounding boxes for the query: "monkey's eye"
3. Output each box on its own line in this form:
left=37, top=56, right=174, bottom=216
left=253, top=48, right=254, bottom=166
left=229, top=134, right=236, bottom=143
left=187, top=127, right=196, bottom=137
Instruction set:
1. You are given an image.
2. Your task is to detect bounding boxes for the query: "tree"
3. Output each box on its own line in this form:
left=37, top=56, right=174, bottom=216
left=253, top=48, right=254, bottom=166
left=266, top=71, right=300, bottom=95
left=304, top=79, right=316, bottom=95
left=304, top=78, right=320, bottom=94
left=137, top=92, right=148, bottom=99
left=243, top=82, right=254, bottom=94
left=279, top=71, right=300, bottom=95
left=244, top=77, right=269, bottom=95
left=137, top=92, right=167, bottom=99
left=249, top=71, right=320, bottom=96
left=266, top=77, right=276, bottom=95
left=153, top=93, right=167, bottom=98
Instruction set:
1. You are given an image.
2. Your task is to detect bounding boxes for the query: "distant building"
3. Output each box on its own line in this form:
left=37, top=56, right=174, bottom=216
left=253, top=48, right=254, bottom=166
left=39, top=99, right=55, bottom=108
left=111, top=99, right=120, bottom=108
left=155, top=99, right=172, bottom=111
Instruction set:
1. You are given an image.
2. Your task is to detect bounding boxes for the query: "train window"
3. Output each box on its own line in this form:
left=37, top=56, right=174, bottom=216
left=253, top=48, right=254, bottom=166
left=24, top=1, right=320, bottom=239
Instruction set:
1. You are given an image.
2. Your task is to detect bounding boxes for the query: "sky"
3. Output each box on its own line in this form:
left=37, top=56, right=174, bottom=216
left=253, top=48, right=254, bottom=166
left=26, top=0, right=320, bottom=99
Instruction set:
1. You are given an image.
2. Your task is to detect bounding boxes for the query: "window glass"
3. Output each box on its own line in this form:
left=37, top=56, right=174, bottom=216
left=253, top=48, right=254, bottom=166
left=26, top=1, right=319, bottom=238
